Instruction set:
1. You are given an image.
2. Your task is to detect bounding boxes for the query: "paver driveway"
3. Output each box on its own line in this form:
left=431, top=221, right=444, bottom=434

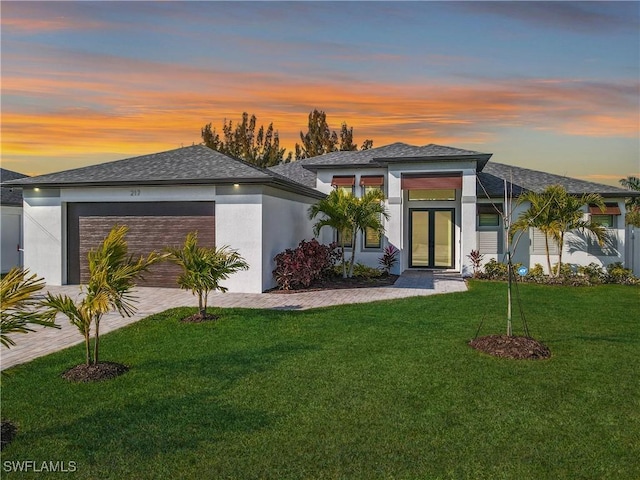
left=1, top=271, right=466, bottom=370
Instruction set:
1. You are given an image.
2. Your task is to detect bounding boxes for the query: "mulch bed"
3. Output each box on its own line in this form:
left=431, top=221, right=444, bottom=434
left=270, top=274, right=399, bottom=294
left=1, top=420, right=17, bottom=450
left=181, top=312, right=220, bottom=323
left=469, top=335, right=551, bottom=360
left=62, top=361, right=129, bottom=382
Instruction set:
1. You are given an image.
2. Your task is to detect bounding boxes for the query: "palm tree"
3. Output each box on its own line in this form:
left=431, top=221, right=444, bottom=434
left=512, top=185, right=606, bottom=277
left=43, top=225, right=164, bottom=365
left=1, top=268, right=59, bottom=348
left=308, top=188, right=355, bottom=278
left=346, top=190, right=389, bottom=277
left=308, top=189, right=389, bottom=278
left=620, top=176, right=640, bottom=226
left=167, top=232, right=249, bottom=319
left=511, top=187, right=559, bottom=276
left=550, top=187, right=606, bottom=276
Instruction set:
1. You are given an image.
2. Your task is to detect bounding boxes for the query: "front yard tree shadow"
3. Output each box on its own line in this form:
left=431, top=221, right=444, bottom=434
left=42, top=225, right=165, bottom=382
left=166, top=231, right=249, bottom=322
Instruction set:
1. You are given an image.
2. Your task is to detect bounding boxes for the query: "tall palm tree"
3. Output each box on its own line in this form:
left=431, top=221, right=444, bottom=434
left=308, top=188, right=355, bottom=278
left=512, top=185, right=606, bottom=277
left=167, top=232, right=249, bottom=319
left=346, top=190, right=389, bottom=277
left=620, top=176, right=640, bottom=226
left=43, top=225, right=164, bottom=365
left=1, top=268, right=59, bottom=348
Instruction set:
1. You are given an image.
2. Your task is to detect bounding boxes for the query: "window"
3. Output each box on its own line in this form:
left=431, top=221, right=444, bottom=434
left=337, top=228, right=353, bottom=248
left=531, top=228, right=559, bottom=255
left=364, top=228, right=381, bottom=249
left=361, top=181, right=384, bottom=249
left=331, top=175, right=355, bottom=196
left=336, top=185, right=354, bottom=196
left=478, top=213, right=500, bottom=227
left=591, top=214, right=615, bottom=228
left=477, top=204, right=503, bottom=253
left=408, top=189, right=456, bottom=201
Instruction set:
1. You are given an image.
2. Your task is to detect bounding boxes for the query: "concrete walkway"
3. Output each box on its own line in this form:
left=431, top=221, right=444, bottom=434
left=1, top=271, right=466, bottom=370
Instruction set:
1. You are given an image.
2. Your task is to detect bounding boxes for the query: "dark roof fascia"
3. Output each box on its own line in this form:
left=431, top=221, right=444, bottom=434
left=479, top=190, right=639, bottom=200
left=302, top=163, right=386, bottom=172
left=372, top=154, right=492, bottom=171
left=13, top=177, right=326, bottom=200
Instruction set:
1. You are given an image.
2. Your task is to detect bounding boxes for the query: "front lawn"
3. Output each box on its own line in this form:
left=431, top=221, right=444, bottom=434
left=1, top=282, right=639, bottom=479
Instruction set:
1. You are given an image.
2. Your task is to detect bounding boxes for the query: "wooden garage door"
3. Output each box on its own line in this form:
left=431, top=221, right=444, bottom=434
left=68, top=202, right=215, bottom=288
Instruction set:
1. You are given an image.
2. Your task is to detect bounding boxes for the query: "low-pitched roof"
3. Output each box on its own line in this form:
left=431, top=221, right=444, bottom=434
left=297, top=142, right=492, bottom=170
left=270, top=144, right=635, bottom=199
left=269, top=161, right=317, bottom=188
left=1, top=168, right=28, bottom=206
left=6, top=145, right=324, bottom=199
left=478, top=162, right=635, bottom=198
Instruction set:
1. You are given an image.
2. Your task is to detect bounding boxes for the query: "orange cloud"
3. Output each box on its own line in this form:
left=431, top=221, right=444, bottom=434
left=2, top=48, right=638, bottom=174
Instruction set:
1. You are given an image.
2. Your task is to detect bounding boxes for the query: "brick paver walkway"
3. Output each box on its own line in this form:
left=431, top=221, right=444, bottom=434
left=1, top=271, right=466, bottom=370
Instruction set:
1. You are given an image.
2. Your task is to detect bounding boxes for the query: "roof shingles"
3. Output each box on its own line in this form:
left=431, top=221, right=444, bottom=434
left=1, top=168, right=28, bottom=206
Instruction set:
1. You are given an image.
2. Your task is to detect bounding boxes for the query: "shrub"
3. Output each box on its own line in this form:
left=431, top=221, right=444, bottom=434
left=466, top=249, right=484, bottom=278
left=273, top=239, right=340, bottom=290
left=480, top=259, right=509, bottom=280
left=352, top=263, right=384, bottom=279
left=606, top=262, right=639, bottom=285
left=577, top=263, right=606, bottom=284
left=526, top=263, right=546, bottom=281
left=379, top=245, right=399, bottom=274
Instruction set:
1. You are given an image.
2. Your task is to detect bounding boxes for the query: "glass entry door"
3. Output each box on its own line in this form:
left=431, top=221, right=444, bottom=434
left=410, top=209, right=454, bottom=268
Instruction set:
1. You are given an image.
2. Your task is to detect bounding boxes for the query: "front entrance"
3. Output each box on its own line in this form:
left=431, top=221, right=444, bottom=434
left=409, top=209, right=455, bottom=268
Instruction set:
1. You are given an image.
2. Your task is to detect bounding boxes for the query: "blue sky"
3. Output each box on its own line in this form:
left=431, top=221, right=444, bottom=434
left=1, top=1, right=638, bottom=186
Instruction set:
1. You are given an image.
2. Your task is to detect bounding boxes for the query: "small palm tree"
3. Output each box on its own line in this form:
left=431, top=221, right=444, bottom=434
left=620, top=176, right=640, bottom=226
left=43, top=225, right=164, bottom=365
left=511, top=187, right=562, bottom=276
left=1, top=268, right=59, bottom=348
left=512, top=185, right=606, bottom=277
left=346, top=190, right=389, bottom=277
left=167, top=232, right=249, bottom=319
left=551, top=187, right=606, bottom=275
left=308, top=189, right=355, bottom=278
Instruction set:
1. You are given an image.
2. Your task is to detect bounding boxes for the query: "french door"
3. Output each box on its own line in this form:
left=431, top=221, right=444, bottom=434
left=409, top=209, right=455, bottom=268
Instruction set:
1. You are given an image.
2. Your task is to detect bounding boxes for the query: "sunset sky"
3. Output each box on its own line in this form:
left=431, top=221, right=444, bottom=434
left=1, top=1, right=638, bottom=186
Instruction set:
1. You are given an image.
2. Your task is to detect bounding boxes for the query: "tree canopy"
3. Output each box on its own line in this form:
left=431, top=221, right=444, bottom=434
left=295, top=109, right=374, bottom=160
left=201, top=109, right=374, bottom=166
left=201, top=112, right=291, bottom=167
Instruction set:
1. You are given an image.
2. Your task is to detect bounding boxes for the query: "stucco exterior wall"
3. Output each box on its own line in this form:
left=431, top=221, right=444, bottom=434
left=215, top=185, right=264, bottom=293
left=21, top=184, right=320, bottom=294
left=23, top=189, right=63, bottom=284
left=261, top=188, right=317, bottom=291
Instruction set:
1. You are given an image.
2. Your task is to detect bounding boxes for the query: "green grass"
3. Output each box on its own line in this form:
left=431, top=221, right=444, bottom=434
left=1, top=282, right=639, bottom=479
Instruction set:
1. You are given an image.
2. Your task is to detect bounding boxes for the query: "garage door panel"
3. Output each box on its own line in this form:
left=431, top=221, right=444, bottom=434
left=78, top=216, right=215, bottom=287
left=68, top=202, right=215, bottom=288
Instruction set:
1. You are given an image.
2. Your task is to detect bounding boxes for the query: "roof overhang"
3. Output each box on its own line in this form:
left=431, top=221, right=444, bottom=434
left=372, top=154, right=493, bottom=172
left=10, top=177, right=326, bottom=200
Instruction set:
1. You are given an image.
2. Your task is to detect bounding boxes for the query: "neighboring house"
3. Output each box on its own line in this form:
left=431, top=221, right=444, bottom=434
left=6, top=143, right=637, bottom=292
left=1, top=168, right=28, bottom=273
